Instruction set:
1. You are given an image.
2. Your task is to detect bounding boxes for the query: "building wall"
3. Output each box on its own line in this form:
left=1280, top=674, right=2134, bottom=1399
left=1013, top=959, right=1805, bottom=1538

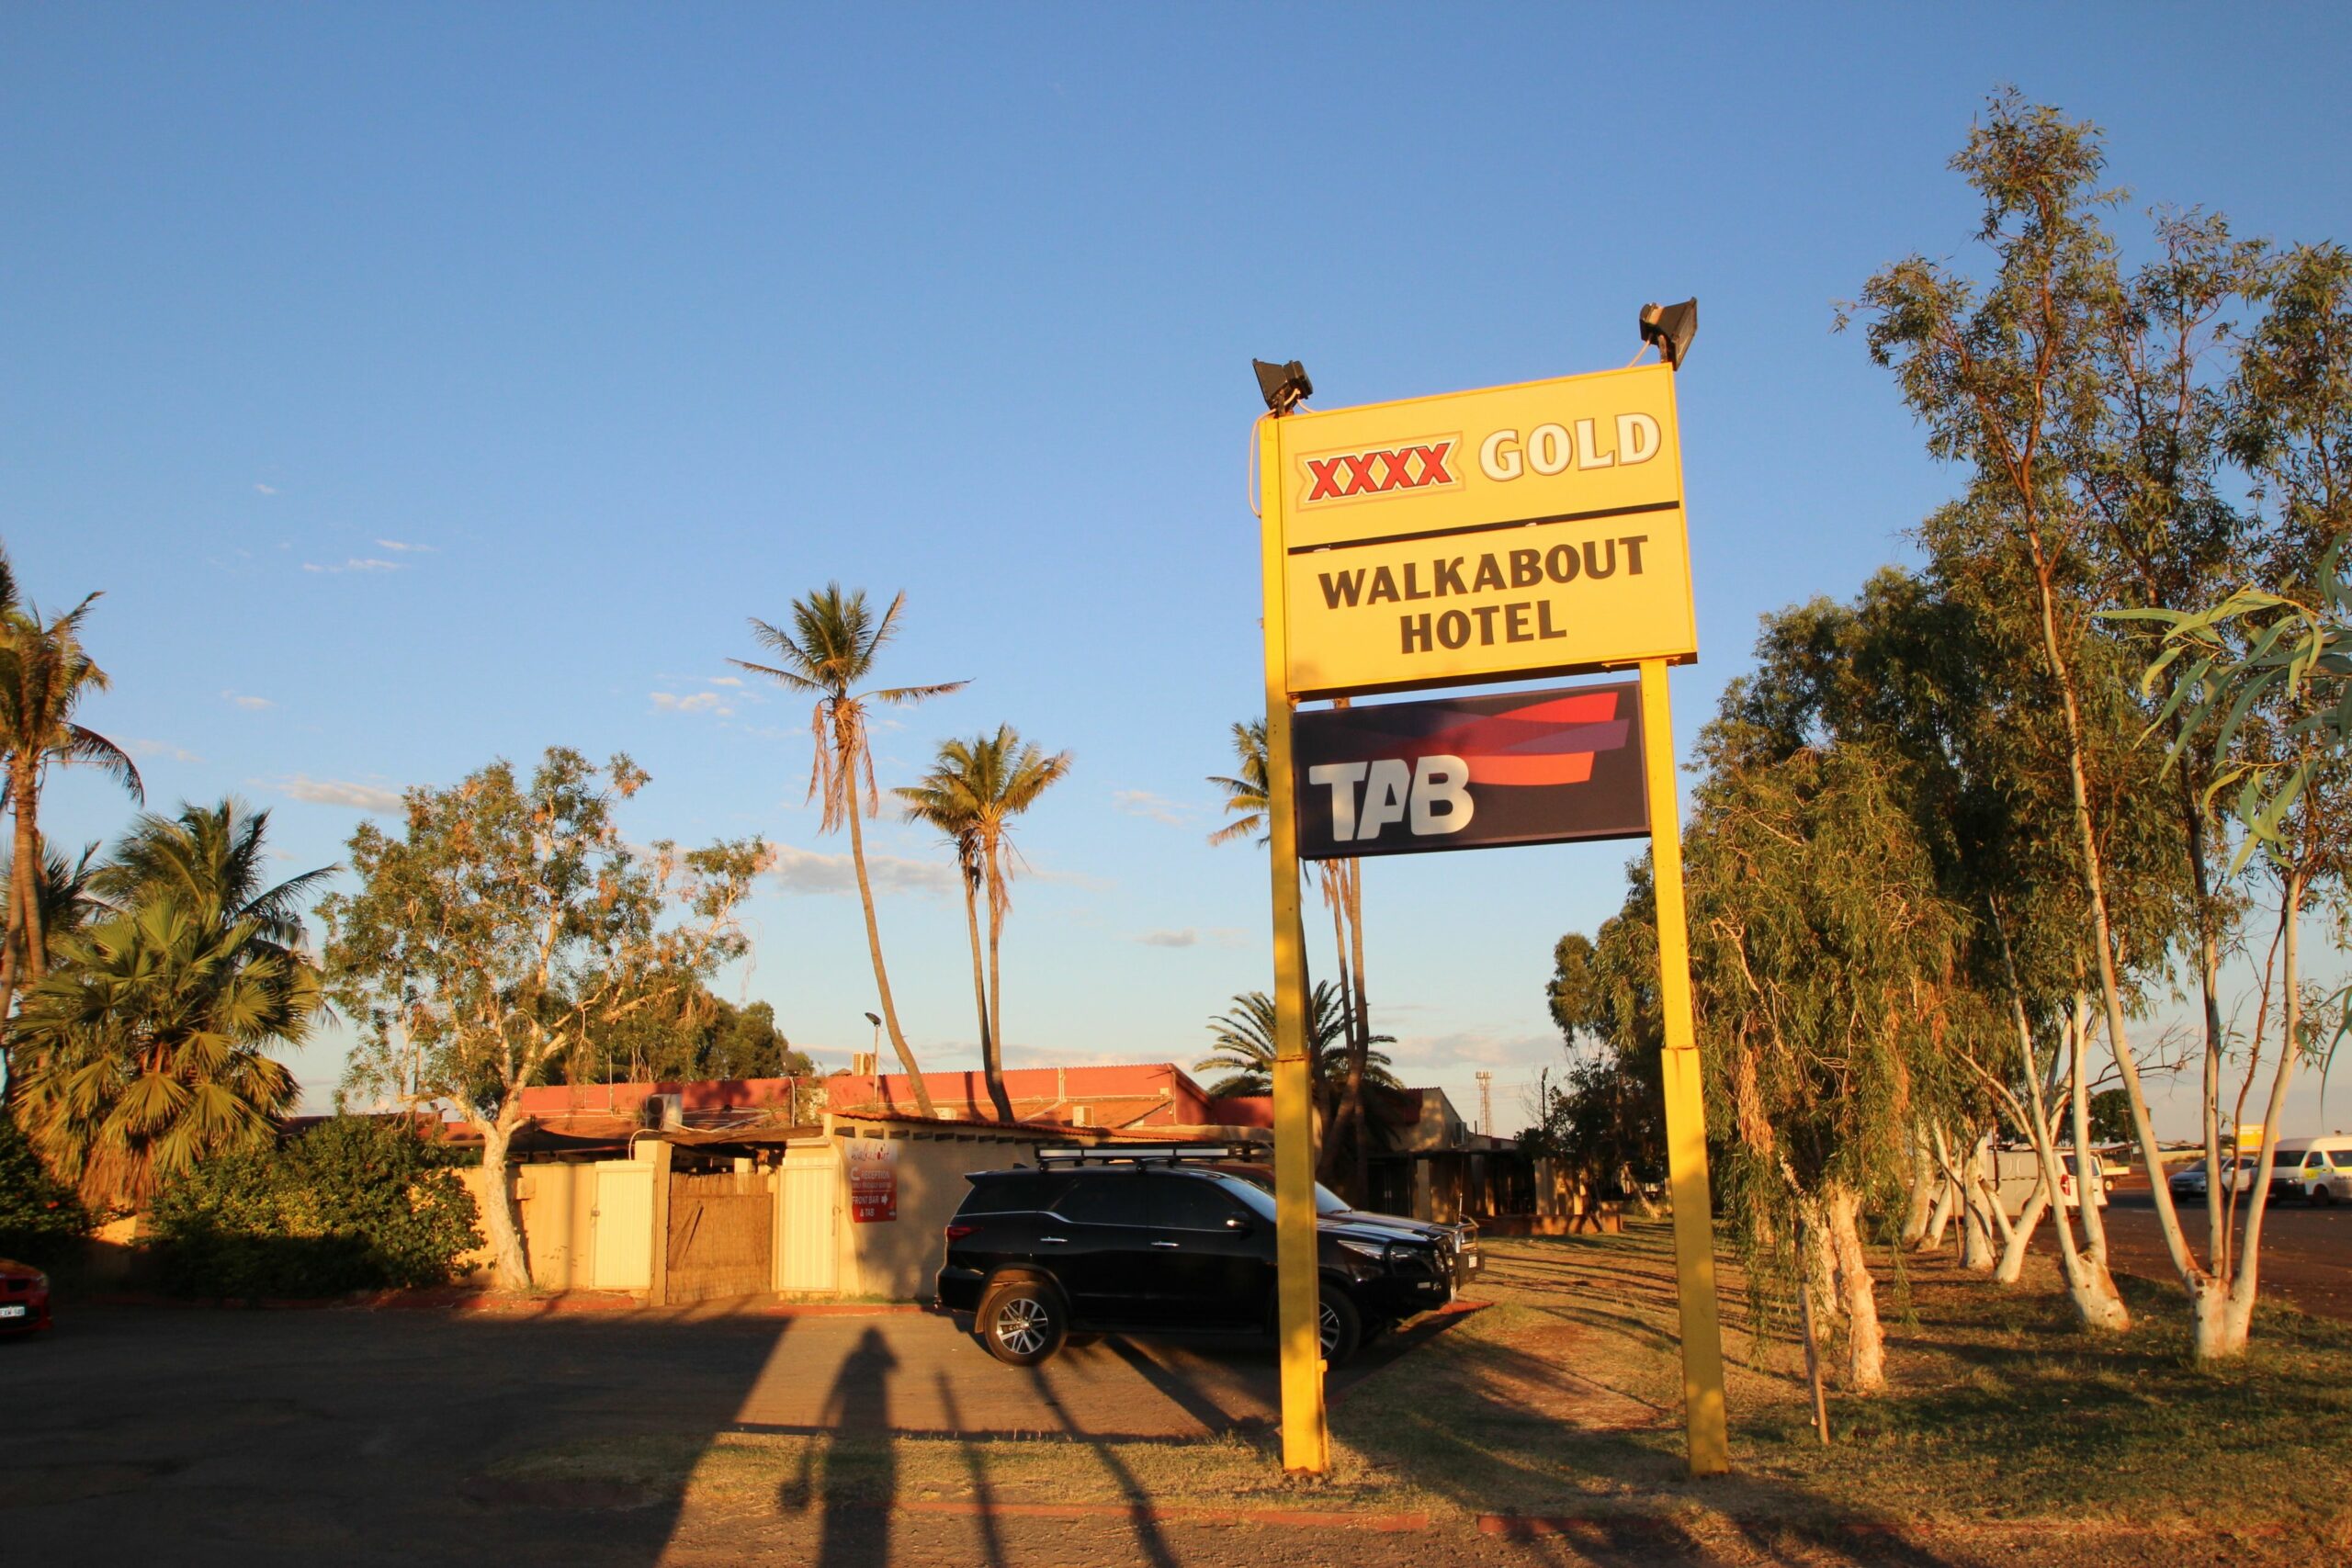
left=823, top=1120, right=1046, bottom=1301
left=458, top=1162, right=604, bottom=1290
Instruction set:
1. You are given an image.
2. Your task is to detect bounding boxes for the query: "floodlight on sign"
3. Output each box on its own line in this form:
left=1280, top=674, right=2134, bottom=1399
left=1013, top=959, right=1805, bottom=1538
left=1253, top=357, right=1314, bottom=414
left=1639, top=299, right=1699, bottom=368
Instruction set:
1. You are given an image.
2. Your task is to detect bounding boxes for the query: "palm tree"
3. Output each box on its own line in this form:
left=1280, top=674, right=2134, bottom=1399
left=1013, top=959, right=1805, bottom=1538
left=1, top=842, right=102, bottom=956
left=1205, top=718, right=1269, bottom=847
left=897, top=727, right=1072, bottom=1122
left=91, top=799, right=336, bottom=955
left=897, top=776, right=995, bottom=1115
left=1194, top=982, right=1396, bottom=1117
left=1207, top=715, right=1381, bottom=1193
left=0, top=590, right=142, bottom=1021
left=10, top=894, right=316, bottom=1210
left=734, top=586, right=964, bottom=1118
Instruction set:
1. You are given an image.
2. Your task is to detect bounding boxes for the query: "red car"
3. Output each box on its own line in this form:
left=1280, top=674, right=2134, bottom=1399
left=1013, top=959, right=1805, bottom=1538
left=0, top=1258, right=51, bottom=1335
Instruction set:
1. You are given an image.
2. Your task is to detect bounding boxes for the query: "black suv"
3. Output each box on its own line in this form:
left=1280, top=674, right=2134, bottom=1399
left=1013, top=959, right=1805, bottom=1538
left=934, top=1145, right=1479, bottom=1368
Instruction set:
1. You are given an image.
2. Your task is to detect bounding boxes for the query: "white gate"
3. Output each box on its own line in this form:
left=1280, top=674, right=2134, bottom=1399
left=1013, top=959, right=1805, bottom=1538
left=775, top=1143, right=840, bottom=1294
left=590, top=1158, right=655, bottom=1291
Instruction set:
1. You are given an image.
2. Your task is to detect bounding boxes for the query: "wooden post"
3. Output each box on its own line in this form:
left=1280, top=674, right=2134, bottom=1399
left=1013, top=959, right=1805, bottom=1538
left=648, top=1138, right=673, bottom=1308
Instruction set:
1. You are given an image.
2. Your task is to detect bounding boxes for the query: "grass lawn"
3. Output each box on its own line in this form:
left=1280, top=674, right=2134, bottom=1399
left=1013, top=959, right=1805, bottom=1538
left=490, top=1220, right=2352, bottom=1552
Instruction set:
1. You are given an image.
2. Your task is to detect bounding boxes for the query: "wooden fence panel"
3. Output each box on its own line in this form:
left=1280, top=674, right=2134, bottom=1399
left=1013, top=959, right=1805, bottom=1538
left=665, top=1170, right=773, bottom=1304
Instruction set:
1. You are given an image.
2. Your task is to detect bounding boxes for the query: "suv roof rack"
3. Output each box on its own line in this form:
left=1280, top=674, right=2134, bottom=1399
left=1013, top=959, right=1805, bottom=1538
left=1033, top=1142, right=1265, bottom=1167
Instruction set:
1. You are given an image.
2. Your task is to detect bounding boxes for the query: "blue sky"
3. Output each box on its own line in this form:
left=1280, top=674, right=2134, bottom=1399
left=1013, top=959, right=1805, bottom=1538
left=7, top=6, right=2348, bottom=1135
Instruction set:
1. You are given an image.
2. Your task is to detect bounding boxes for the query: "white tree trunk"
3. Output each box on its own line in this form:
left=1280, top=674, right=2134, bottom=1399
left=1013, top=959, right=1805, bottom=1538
left=1900, top=1128, right=1937, bottom=1249
left=475, top=1119, right=533, bottom=1292
left=1923, top=1175, right=1957, bottom=1250
left=1995, top=1179, right=2050, bottom=1284
left=1959, top=1190, right=1995, bottom=1271
left=1802, top=1205, right=1841, bottom=1337
left=2212, top=868, right=2309, bottom=1358
left=1823, top=1183, right=1884, bottom=1393
left=2064, top=996, right=2122, bottom=1303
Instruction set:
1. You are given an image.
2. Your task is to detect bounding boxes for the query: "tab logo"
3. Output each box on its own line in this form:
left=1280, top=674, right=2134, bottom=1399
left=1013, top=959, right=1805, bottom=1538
left=1301, top=689, right=1633, bottom=847
left=1297, top=436, right=1460, bottom=506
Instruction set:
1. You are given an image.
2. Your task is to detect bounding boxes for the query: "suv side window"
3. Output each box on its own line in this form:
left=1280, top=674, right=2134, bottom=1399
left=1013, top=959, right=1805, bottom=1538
left=1053, top=1174, right=1150, bottom=1226
left=959, top=1173, right=1069, bottom=1214
left=2333, top=1150, right=2352, bottom=1168
left=1151, top=1175, right=1245, bottom=1232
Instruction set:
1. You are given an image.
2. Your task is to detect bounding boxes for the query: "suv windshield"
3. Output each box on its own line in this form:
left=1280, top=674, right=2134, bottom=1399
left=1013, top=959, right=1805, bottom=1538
left=1205, top=1171, right=1278, bottom=1224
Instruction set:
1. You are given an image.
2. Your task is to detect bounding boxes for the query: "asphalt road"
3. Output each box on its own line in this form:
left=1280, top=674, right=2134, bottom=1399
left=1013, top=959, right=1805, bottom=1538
left=2071, top=1190, right=2352, bottom=1320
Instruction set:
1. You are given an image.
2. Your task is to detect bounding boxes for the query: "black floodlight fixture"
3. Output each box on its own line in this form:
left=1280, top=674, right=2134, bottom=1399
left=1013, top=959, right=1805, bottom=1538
left=1638, top=299, right=1698, bottom=369
left=1253, top=357, right=1313, bottom=414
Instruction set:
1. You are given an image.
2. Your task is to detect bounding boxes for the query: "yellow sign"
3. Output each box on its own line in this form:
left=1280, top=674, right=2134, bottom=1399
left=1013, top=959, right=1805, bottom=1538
left=1269, top=362, right=1697, bottom=698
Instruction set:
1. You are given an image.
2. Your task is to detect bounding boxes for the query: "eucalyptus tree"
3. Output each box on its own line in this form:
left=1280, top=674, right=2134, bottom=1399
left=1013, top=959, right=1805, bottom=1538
left=733, top=586, right=963, bottom=1120
left=320, top=749, right=766, bottom=1289
left=1847, top=93, right=2278, bottom=1356
left=1533, top=929, right=1664, bottom=1217
left=2107, top=245, right=2352, bottom=1350
left=1679, top=729, right=1969, bottom=1393
left=1726, top=561, right=2177, bottom=1327
left=0, top=588, right=142, bottom=1021
left=896, top=726, right=1070, bottom=1122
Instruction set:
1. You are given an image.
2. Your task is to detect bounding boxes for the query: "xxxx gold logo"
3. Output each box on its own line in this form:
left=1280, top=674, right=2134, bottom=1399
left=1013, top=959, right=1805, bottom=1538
left=1297, top=437, right=1460, bottom=505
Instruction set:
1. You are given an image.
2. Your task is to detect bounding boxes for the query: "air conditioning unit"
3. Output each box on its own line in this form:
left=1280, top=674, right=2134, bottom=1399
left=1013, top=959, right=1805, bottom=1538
left=851, top=1052, right=878, bottom=1076
left=644, top=1093, right=684, bottom=1130
left=1072, top=1106, right=1093, bottom=1126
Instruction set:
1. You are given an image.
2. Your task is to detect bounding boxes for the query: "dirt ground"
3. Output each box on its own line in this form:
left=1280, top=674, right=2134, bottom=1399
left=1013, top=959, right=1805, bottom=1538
left=2093, top=1191, right=2352, bottom=1320
left=5, top=1222, right=2344, bottom=1568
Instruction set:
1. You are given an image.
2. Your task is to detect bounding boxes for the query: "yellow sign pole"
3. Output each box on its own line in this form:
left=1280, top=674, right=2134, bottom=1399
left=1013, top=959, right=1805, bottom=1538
left=1260, top=412, right=1331, bottom=1474
left=1638, top=656, right=1730, bottom=1476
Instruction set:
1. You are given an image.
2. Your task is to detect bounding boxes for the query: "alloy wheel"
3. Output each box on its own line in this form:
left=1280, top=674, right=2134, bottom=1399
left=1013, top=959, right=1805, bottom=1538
left=994, top=1295, right=1050, bottom=1357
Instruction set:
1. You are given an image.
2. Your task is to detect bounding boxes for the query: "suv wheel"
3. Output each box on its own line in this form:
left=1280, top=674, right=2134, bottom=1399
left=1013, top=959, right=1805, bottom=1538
left=2317, top=1183, right=2339, bottom=1208
left=978, top=1276, right=1068, bottom=1367
left=1317, top=1286, right=1362, bottom=1369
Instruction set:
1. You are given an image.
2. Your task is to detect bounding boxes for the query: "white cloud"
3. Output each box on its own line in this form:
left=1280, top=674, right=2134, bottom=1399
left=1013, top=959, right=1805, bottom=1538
left=709, top=675, right=745, bottom=688
left=253, top=482, right=277, bottom=495
left=768, top=844, right=958, bottom=897
left=222, top=690, right=275, bottom=710
left=1135, top=929, right=1199, bottom=948
left=128, top=739, right=204, bottom=763
left=1113, top=788, right=1200, bottom=827
left=651, top=691, right=734, bottom=717
left=303, top=558, right=401, bottom=575
left=1384, top=1026, right=1555, bottom=1071
left=374, top=538, right=435, bottom=553
left=276, top=775, right=406, bottom=813
left=1132, top=926, right=1246, bottom=950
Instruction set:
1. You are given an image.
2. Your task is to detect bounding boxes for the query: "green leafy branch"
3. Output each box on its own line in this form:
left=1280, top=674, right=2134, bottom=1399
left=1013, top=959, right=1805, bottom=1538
left=2106, top=533, right=2352, bottom=870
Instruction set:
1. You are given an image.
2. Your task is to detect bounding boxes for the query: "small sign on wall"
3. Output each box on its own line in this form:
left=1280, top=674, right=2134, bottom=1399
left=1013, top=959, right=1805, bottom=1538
left=847, top=1140, right=899, bottom=1224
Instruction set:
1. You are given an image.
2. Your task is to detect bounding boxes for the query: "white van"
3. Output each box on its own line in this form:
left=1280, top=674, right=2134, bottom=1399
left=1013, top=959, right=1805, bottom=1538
left=2275, top=1137, right=2352, bottom=1204
left=1984, top=1147, right=2108, bottom=1219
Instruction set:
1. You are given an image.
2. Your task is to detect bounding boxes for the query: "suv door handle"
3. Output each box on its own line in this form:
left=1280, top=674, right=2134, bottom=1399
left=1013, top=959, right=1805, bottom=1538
left=1150, top=1241, right=1180, bottom=1249
left=1040, top=1235, right=1069, bottom=1245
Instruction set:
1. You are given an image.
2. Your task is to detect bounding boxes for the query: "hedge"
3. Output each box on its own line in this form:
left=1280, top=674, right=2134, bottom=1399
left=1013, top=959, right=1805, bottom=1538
left=147, top=1115, right=482, bottom=1297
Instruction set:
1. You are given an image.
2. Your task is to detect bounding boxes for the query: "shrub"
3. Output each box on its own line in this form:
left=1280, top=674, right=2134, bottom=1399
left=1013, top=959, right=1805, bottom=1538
left=147, top=1116, right=481, bottom=1297
left=0, top=1114, right=93, bottom=1265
